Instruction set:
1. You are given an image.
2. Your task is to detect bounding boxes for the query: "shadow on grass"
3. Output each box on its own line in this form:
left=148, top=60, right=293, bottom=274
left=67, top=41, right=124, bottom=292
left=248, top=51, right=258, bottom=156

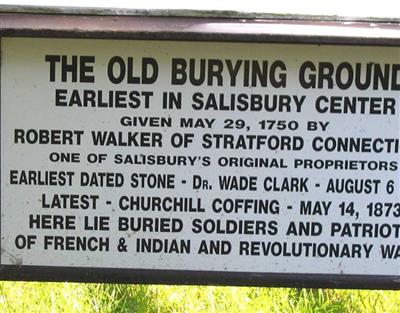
left=88, top=284, right=161, bottom=313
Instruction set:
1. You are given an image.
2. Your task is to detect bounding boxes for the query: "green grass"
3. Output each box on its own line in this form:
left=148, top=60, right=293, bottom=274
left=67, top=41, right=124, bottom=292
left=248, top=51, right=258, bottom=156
left=0, top=282, right=399, bottom=313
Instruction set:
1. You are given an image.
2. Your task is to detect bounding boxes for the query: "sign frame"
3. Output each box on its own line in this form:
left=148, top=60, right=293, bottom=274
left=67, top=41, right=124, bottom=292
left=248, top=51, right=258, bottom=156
left=0, top=8, right=399, bottom=289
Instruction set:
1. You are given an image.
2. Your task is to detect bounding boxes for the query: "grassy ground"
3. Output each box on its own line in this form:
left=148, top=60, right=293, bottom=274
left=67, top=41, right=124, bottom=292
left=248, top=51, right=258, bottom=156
left=0, top=282, right=399, bottom=313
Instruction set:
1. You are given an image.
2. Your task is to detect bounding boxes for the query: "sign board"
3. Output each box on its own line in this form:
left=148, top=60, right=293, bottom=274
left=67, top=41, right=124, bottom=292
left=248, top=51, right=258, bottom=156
left=0, top=13, right=399, bottom=289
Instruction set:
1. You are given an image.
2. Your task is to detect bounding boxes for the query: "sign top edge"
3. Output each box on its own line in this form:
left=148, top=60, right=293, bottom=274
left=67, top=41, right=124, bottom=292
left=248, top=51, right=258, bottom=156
left=0, top=4, right=399, bottom=24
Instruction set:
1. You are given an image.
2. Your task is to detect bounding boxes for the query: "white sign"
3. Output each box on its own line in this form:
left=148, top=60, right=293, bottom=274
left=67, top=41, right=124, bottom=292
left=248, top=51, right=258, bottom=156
left=1, top=38, right=399, bottom=279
